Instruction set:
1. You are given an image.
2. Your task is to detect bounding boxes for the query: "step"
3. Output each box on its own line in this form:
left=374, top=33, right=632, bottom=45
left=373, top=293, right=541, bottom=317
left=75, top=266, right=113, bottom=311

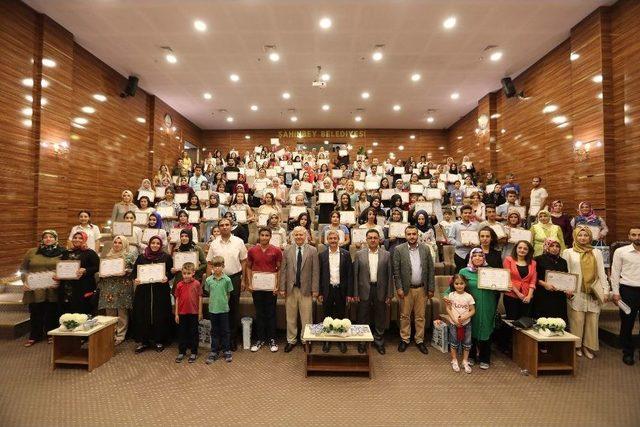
left=0, top=278, right=24, bottom=294
left=0, top=311, right=30, bottom=339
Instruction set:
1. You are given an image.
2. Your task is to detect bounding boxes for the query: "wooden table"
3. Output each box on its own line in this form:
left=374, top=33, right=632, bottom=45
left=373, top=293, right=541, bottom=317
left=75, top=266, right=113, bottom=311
left=301, top=324, right=374, bottom=378
left=505, top=320, right=580, bottom=377
left=48, top=316, right=118, bottom=372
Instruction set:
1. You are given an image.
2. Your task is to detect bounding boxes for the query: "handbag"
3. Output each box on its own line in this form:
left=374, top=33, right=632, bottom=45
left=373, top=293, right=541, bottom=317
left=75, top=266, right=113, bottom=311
left=593, top=240, right=611, bottom=268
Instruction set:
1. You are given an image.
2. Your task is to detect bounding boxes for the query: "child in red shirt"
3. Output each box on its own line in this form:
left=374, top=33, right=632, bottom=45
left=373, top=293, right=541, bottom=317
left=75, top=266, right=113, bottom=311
left=174, top=263, right=202, bottom=363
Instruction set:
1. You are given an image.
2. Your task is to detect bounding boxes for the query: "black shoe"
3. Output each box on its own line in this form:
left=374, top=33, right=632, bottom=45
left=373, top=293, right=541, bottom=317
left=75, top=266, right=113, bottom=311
left=339, top=343, right=347, bottom=353
left=376, top=344, right=386, bottom=355
left=135, top=344, right=149, bottom=354
left=623, top=354, right=635, bottom=366
left=284, top=342, right=296, bottom=353
left=155, top=343, right=165, bottom=352
left=398, top=341, right=409, bottom=352
left=357, top=343, right=366, bottom=354
left=417, top=342, right=429, bottom=355
left=231, top=341, right=238, bottom=352
left=322, top=342, right=331, bottom=353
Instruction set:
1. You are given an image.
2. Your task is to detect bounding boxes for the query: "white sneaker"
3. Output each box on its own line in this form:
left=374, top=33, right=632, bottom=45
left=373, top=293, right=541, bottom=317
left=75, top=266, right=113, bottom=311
left=479, top=362, right=490, bottom=370
left=269, top=339, right=278, bottom=352
left=462, top=361, right=472, bottom=374
left=250, top=341, right=263, bottom=352
left=451, top=360, right=460, bottom=372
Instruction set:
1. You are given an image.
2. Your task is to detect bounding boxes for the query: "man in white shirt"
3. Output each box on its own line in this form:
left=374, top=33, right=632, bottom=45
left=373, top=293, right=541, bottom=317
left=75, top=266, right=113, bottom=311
left=528, top=176, right=548, bottom=222
left=447, top=205, right=481, bottom=272
left=188, top=164, right=208, bottom=190
left=206, top=218, right=247, bottom=351
left=611, top=227, right=640, bottom=365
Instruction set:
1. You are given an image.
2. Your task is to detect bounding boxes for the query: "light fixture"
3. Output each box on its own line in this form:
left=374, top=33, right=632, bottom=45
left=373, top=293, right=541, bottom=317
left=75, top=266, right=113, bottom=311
left=320, top=73, right=330, bottom=81
left=322, top=104, right=330, bottom=111
left=250, top=105, right=259, bottom=111
left=361, top=91, right=370, bottom=99
left=41, top=79, right=49, bottom=88
left=410, top=134, right=416, bottom=139
left=490, top=113, right=501, bottom=119
left=597, top=92, right=603, bottom=99
left=443, top=16, right=457, bottom=29
left=324, top=140, right=329, bottom=145
left=171, top=126, right=177, bottom=132
left=290, top=116, right=298, bottom=122
left=551, top=115, right=567, bottom=124
left=398, top=145, right=404, bottom=151
left=269, top=51, right=280, bottom=62
left=489, top=51, right=503, bottom=61
left=592, top=74, right=603, bottom=83
left=203, top=92, right=212, bottom=100
left=450, top=92, right=460, bottom=100
left=226, top=116, right=234, bottom=123
left=319, top=17, right=332, bottom=29
left=373, top=141, right=379, bottom=146
left=426, top=116, right=435, bottom=123
left=570, top=52, right=580, bottom=61
left=21, top=107, right=32, bottom=116
left=244, top=135, right=251, bottom=140
left=354, top=115, right=362, bottom=122
left=230, top=74, right=240, bottom=82
left=393, top=104, right=401, bottom=111
left=73, top=117, right=88, bottom=125
left=81, top=106, right=96, bottom=114
left=136, top=117, right=146, bottom=123
left=411, top=73, right=421, bottom=82
left=457, top=136, right=463, bottom=140
left=542, top=104, right=558, bottom=114
left=42, top=58, right=56, bottom=68
left=93, top=94, right=107, bottom=102
left=193, top=20, right=207, bottom=32
left=282, top=92, right=291, bottom=99
left=371, top=46, right=383, bottom=61
left=22, top=119, right=32, bottom=127
left=21, top=78, right=33, bottom=87
left=438, top=146, right=445, bottom=150
left=367, top=149, right=373, bottom=154
left=165, top=52, right=177, bottom=64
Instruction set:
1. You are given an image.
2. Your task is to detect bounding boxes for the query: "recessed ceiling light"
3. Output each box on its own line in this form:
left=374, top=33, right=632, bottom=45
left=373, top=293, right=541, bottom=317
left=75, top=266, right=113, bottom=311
left=570, top=52, right=580, bottom=61
left=203, top=92, right=212, bottom=100
left=250, top=105, right=258, bottom=111
left=450, top=92, right=460, bottom=100
left=42, top=58, right=56, bottom=68
left=410, top=134, right=416, bottom=139
left=136, top=117, right=146, bottom=123
left=81, top=106, right=95, bottom=114
left=193, top=20, right=207, bottom=32
left=93, top=94, right=107, bottom=102
left=411, top=73, right=421, bottom=82
left=592, top=74, right=603, bottom=83
left=542, top=104, right=558, bottom=114
left=268, top=51, right=280, bottom=62
left=165, top=53, right=177, bottom=64
left=226, top=117, right=234, bottom=123
left=354, top=116, right=362, bottom=122
left=551, top=115, right=567, bottom=124
left=393, top=104, right=401, bottom=111
left=322, top=104, right=330, bottom=111
left=282, top=92, right=291, bottom=99
left=371, top=51, right=383, bottom=61
left=373, top=141, right=379, bottom=146
left=398, top=145, right=404, bottom=151
left=489, top=51, right=503, bottom=61
left=244, top=135, right=251, bottom=140
left=73, top=117, right=88, bottom=125
left=426, top=116, right=435, bottom=123
left=320, top=73, right=330, bottom=81
left=230, top=74, right=240, bottom=82
left=438, top=146, right=445, bottom=150
left=319, top=17, right=332, bottom=29
left=361, top=92, right=370, bottom=99
left=21, top=78, right=33, bottom=87
left=443, top=16, right=456, bottom=29
left=290, top=116, right=298, bottom=122
left=25, top=95, right=33, bottom=102
left=501, top=129, right=506, bottom=134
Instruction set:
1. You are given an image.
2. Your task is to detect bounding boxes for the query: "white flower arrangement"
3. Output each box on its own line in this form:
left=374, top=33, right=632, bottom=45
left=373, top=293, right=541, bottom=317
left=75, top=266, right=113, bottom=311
left=533, top=317, right=566, bottom=335
left=59, top=313, right=89, bottom=331
left=321, top=317, right=352, bottom=335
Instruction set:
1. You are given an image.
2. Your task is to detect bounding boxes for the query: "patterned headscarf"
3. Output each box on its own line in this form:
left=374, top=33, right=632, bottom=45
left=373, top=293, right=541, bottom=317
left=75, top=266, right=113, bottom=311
left=106, top=235, right=130, bottom=258
left=36, top=230, right=65, bottom=258
left=70, top=231, right=89, bottom=251
left=542, top=237, right=561, bottom=257
left=575, top=201, right=599, bottom=224
left=466, top=247, right=487, bottom=272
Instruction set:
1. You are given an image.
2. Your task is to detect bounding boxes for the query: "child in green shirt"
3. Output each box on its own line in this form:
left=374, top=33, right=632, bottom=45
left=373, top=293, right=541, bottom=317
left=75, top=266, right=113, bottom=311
left=204, top=256, right=234, bottom=364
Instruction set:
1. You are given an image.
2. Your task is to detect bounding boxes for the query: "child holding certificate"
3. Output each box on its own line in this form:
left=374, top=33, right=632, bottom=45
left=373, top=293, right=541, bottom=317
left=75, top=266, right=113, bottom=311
left=446, top=275, right=476, bottom=373
left=174, top=263, right=203, bottom=363
left=204, top=257, right=234, bottom=364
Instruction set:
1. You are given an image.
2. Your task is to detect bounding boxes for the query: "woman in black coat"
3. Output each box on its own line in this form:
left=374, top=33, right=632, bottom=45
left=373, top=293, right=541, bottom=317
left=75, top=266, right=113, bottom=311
left=56, top=231, right=100, bottom=315
left=531, top=237, right=569, bottom=322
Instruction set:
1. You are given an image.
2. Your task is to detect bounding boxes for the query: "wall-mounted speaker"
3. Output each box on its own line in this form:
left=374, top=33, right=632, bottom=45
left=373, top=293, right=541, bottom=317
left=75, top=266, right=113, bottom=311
left=501, top=77, right=517, bottom=98
left=120, top=75, right=139, bottom=98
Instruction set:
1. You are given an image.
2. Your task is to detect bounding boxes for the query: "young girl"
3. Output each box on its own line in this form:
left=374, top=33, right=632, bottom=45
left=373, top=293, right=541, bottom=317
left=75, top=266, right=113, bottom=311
left=322, top=211, right=350, bottom=248
left=123, top=210, right=143, bottom=252
left=68, top=210, right=101, bottom=253
left=446, top=274, right=475, bottom=373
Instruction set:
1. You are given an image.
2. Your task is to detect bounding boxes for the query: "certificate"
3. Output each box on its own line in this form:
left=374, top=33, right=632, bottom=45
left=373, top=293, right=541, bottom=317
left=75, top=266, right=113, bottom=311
left=477, top=267, right=511, bottom=291
left=187, top=210, right=201, bottom=224
left=137, top=189, right=155, bottom=201
left=489, top=224, right=507, bottom=239
left=196, top=190, right=210, bottom=201
left=587, top=225, right=601, bottom=240
left=226, top=171, right=238, bottom=181
left=169, top=228, right=182, bottom=242
left=26, top=271, right=56, bottom=289
left=235, top=210, right=247, bottom=223
left=338, top=149, right=348, bottom=157
left=112, top=221, right=133, bottom=236
left=414, top=201, right=433, bottom=214
left=254, top=181, right=267, bottom=191
left=155, top=186, right=166, bottom=199
left=545, top=270, right=578, bottom=292
left=265, top=169, right=277, bottom=178
left=409, top=184, right=424, bottom=194
left=245, top=168, right=257, bottom=177
left=331, top=169, right=343, bottom=178
left=174, top=193, right=189, bottom=204
left=380, top=189, right=394, bottom=200
left=353, top=181, right=365, bottom=191
left=292, top=162, right=302, bottom=170
left=398, top=192, right=409, bottom=204
left=485, top=184, right=496, bottom=194
left=174, top=252, right=199, bottom=269
left=99, top=258, right=125, bottom=278
left=202, top=208, right=220, bottom=221
left=460, top=230, right=480, bottom=246
left=365, top=180, right=380, bottom=190
left=437, top=182, right=446, bottom=191
left=269, top=233, right=283, bottom=247
left=300, top=181, right=314, bottom=193
left=284, top=165, right=294, bottom=173
left=318, top=192, right=334, bottom=204
left=419, top=179, right=431, bottom=187
left=394, top=167, right=404, bottom=175
left=289, top=206, right=307, bottom=218
left=254, top=146, right=262, bottom=153
left=156, top=206, right=174, bottom=219
left=56, top=260, right=81, bottom=279
left=402, top=174, right=412, bottom=183
left=257, top=214, right=269, bottom=226
left=215, top=192, right=231, bottom=205
left=339, top=211, right=356, bottom=225
left=351, top=228, right=368, bottom=244
left=252, top=272, right=277, bottom=291
left=389, top=222, right=409, bottom=238
left=508, top=205, right=527, bottom=218
left=137, top=263, right=166, bottom=284
left=134, top=212, right=149, bottom=226
left=508, top=228, right=532, bottom=244
left=142, top=228, right=161, bottom=243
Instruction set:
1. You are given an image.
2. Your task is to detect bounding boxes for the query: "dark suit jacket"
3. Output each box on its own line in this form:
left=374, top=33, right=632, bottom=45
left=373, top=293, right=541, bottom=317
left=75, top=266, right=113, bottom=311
left=352, top=247, right=394, bottom=302
left=318, top=247, right=354, bottom=298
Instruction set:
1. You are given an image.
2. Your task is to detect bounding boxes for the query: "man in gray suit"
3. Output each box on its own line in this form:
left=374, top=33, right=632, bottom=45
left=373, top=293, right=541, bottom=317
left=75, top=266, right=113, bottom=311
left=392, top=225, right=435, bottom=354
left=279, top=226, right=319, bottom=352
left=352, top=229, right=393, bottom=354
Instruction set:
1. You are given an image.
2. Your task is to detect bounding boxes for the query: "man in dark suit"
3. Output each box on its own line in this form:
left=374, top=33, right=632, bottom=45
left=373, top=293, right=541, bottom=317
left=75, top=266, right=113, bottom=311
left=318, top=229, right=354, bottom=353
left=352, top=229, right=393, bottom=355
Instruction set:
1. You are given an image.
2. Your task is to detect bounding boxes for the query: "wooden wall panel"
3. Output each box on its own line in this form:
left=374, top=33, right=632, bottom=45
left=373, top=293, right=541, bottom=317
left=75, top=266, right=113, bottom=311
left=446, top=108, right=491, bottom=174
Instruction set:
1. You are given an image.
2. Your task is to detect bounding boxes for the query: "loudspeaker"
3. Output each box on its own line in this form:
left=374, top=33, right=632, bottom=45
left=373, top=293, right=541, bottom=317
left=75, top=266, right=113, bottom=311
left=501, top=77, right=516, bottom=98
left=120, top=75, right=139, bottom=98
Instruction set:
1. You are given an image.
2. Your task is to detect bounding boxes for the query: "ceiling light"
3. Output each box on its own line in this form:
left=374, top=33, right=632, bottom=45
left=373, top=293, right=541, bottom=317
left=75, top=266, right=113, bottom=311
left=438, top=146, right=445, bottom=150
left=570, top=52, right=580, bottom=61
left=592, top=74, right=603, bottom=83
left=230, top=74, right=240, bottom=82
left=320, top=73, right=330, bottom=81
left=41, top=79, right=49, bottom=88
left=193, top=20, right=207, bottom=32
left=411, top=73, right=421, bottom=82
left=489, top=51, right=503, bottom=61
left=42, top=58, right=56, bottom=68
left=426, top=116, right=435, bottom=123
left=73, top=117, right=88, bottom=125
left=371, top=51, right=383, bottom=61
left=551, top=115, right=567, bottom=124
left=244, top=135, right=251, bottom=140
left=250, top=105, right=258, bottom=111
left=373, top=141, right=379, bottom=146
left=282, top=92, right=291, bottom=99
left=542, top=104, right=558, bottom=114
left=450, top=92, right=460, bottom=100
left=501, top=129, right=506, bottom=134
left=22, top=119, right=32, bottom=127
left=226, top=117, right=234, bottom=123
left=21, top=107, right=32, bottom=116
left=21, top=78, right=33, bottom=87
left=410, top=134, right=416, bottom=139
left=324, top=140, right=329, bottom=145
left=354, top=116, right=362, bottom=122
left=81, top=106, right=95, bottom=114
left=367, top=149, right=372, bottom=154
left=136, top=117, right=146, bottom=123
left=93, top=94, right=107, bottom=102
left=165, top=53, right=177, bottom=64
left=290, top=116, right=298, bottom=122
left=597, top=92, right=603, bottom=99
left=457, top=136, right=463, bottom=140
left=393, top=104, right=401, bottom=111
left=203, top=92, right=212, bottom=100
left=322, top=104, right=330, bottom=111
left=398, top=145, right=404, bottom=151
left=40, top=97, right=48, bottom=106
left=268, top=51, right=280, bottom=62
left=361, top=91, right=370, bottom=99
left=443, top=16, right=456, bottom=29
left=319, top=17, right=332, bottom=29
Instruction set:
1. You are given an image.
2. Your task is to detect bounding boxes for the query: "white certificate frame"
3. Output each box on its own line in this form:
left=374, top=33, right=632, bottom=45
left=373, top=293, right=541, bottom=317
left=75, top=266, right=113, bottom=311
left=365, top=181, right=380, bottom=191
left=388, top=222, right=409, bottom=238
left=477, top=267, right=511, bottom=291
left=413, top=201, right=434, bottom=215
left=137, top=189, right=155, bottom=201
left=187, top=210, right=201, bottom=224
left=173, top=252, right=199, bottom=270
left=134, top=212, right=149, bottom=226
left=545, top=270, right=578, bottom=292
left=112, top=221, right=133, bottom=237
left=56, top=260, right=81, bottom=279
left=339, top=211, right=356, bottom=225
left=156, top=206, right=175, bottom=219
left=252, top=272, right=277, bottom=291
left=174, top=193, right=189, bottom=204
left=235, top=210, right=248, bottom=223
left=460, top=230, right=480, bottom=246
left=202, top=208, right=220, bottom=221
left=508, top=228, right=532, bottom=244
left=380, top=189, right=394, bottom=201
left=257, top=214, right=269, bottom=227
left=137, top=263, right=166, bottom=284
left=318, top=192, right=334, bottom=204
left=196, top=190, right=210, bottom=202
left=331, top=169, right=343, bottom=179
left=409, top=184, right=424, bottom=194
left=226, top=171, right=238, bottom=181
left=142, top=228, right=160, bottom=243
left=300, top=181, right=314, bottom=193
left=269, top=233, right=283, bottom=248
left=169, top=228, right=182, bottom=242
left=289, top=206, right=307, bottom=218
left=99, top=258, right=125, bottom=278
left=155, top=186, right=166, bottom=199
left=26, top=271, right=56, bottom=289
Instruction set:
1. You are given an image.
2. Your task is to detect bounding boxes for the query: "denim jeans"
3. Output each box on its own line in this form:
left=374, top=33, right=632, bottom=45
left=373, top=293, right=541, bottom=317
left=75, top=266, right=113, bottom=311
left=448, top=322, right=472, bottom=350
left=210, top=312, right=231, bottom=353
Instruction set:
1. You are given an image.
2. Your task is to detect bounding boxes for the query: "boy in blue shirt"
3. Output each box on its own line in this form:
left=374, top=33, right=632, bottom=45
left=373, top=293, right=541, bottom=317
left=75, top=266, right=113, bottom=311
left=204, top=256, right=234, bottom=364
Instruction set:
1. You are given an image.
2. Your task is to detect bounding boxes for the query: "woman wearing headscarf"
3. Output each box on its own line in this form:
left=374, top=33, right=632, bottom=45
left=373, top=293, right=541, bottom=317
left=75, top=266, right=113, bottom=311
left=97, top=235, right=136, bottom=344
left=532, top=237, right=569, bottom=322
left=229, top=191, right=253, bottom=240
left=111, top=190, right=137, bottom=223
left=56, top=231, right=100, bottom=315
left=156, top=188, right=181, bottom=233
left=21, top=230, right=66, bottom=346
left=234, top=174, right=250, bottom=194
left=465, top=226, right=502, bottom=268
left=530, top=209, right=565, bottom=257
left=170, top=229, right=206, bottom=288
left=175, top=176, right=195, bottom=207
left=570, top=201, right=608, bottom=243
left=223, top=211, right=249, bottom=243
left=139, top=212, right=167, bottom=252
left=316, top=177, right=338, bottom=225
left=561, top=226, right=610, bottom=359
left=503, top=211, right=525, bottom=261
left=135, top=179, right=154, bottom=202
left=131, top=235, right=174, bottom=353
left=549, top=200, right=573, bottom=247
left=288, top=179, right=308, bottom=206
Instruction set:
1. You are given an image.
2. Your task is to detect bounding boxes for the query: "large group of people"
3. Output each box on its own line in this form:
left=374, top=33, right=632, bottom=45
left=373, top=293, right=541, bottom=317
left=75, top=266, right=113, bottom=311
left=19, top=145, right=640, bottom=369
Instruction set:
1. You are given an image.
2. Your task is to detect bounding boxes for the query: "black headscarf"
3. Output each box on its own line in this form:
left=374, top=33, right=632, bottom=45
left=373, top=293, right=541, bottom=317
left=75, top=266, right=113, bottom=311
left=36, top=230, right=66, bottom=258
left=178, top=229, right=196, bottom=252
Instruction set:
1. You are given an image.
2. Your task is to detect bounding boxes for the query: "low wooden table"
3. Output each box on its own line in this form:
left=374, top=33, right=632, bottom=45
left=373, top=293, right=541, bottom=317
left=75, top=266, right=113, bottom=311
left=505, top=320, right=580, bottom=377
left=48, top=316, right=118, bottom=372
left=301, top=324, right=374, bottom=378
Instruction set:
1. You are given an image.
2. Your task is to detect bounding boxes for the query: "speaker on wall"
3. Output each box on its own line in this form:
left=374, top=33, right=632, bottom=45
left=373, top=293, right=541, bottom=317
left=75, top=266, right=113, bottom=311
left=120, top=75, right=139, bottom=98
left=501, top=77, right=517, bottom=98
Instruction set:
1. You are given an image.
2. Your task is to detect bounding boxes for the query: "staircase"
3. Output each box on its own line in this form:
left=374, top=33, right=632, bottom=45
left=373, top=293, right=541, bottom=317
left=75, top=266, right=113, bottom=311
left=0, top=279, right=29, bottom=339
